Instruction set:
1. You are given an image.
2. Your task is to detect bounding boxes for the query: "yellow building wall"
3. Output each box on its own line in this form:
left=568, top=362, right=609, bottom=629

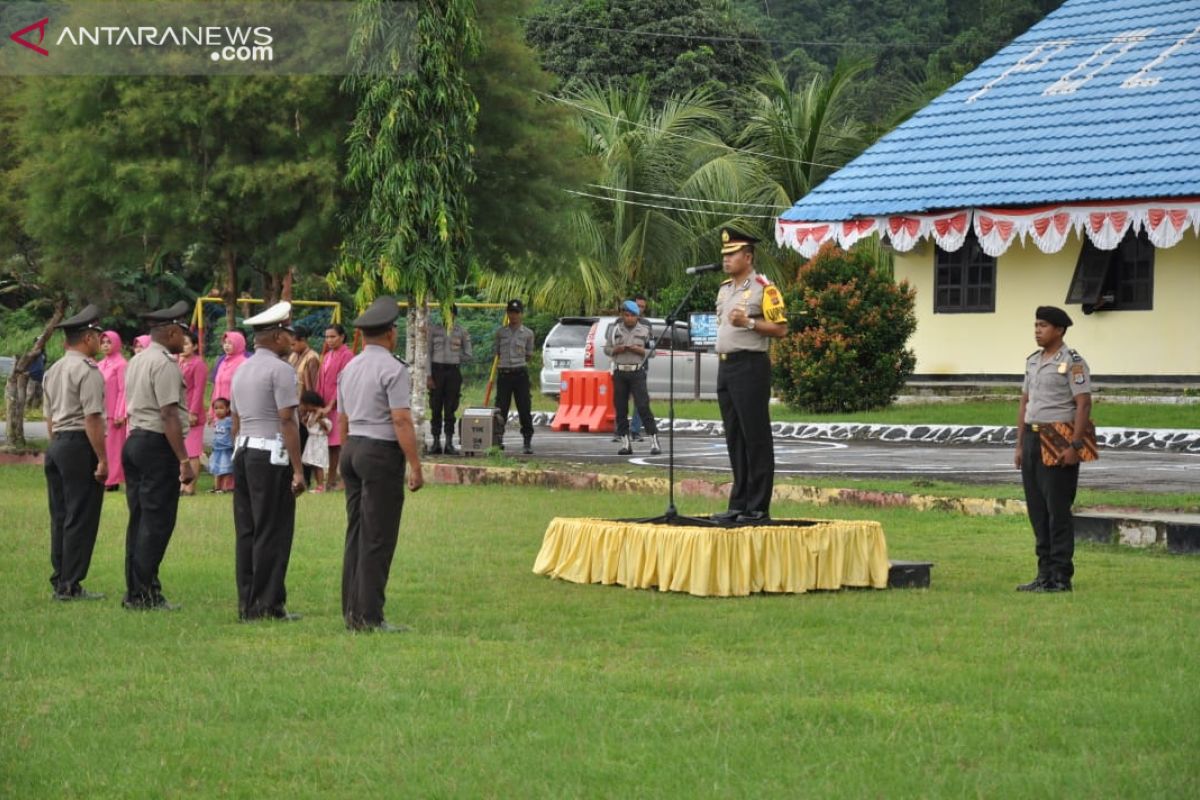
left=895, top=231, right=1200, bottom=377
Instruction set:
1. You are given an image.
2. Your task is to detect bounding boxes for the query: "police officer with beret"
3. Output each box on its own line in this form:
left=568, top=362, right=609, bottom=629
left=426, top=304, right=472, bottom=455
left=42, top=304, right=108, bottom=601
left=230, top=302, right=306, bottom=621
left=604, top=299, right=662, bottom=456
left=493, top=299, right=535, bottom=454
left=1015, top=306, right=1092, bottom=593
left=712, top=227, right=788, bottom=523
left=121, top=300, right=195, bottom=610
left=338, top=296, right=424, bottom=633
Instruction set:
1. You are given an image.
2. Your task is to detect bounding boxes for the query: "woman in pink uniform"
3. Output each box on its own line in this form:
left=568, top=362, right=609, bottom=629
left=177, top=330, right=208, bottom=496
left=210, top=330, right=247, bottom=421
left=317, top=324, right=354, bottom=491
left=97, top=330, right=128, bottom=491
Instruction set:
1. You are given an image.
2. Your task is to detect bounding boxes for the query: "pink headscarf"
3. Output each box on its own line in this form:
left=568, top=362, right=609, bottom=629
left=133, top=335, right=151, bottom=351
left=98, top=331, right=128, bottom=486
left=210, top=331, right=247, bottom=419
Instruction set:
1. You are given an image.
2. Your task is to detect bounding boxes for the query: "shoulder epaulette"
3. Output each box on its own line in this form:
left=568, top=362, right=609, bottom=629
left=393, top=355, right=408, bottom=366
left=84, top=357, right=99, bottom=368
left=754, top=274, right=772, bottom=286
left=1068, top=348, right=1082, bottom=362
left=1026, top=349, right=1041, bottom=360
left=719, top=278, right=733, bottom=286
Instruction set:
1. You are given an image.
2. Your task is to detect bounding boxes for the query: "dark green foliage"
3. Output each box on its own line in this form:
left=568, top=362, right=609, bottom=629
left=772, top=244, right=916, bottom=413
left=525, top=0, right=769, bottom=100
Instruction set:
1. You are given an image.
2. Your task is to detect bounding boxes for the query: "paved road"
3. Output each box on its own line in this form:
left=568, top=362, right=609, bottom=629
left=6, top=422, right=1198, bottom=494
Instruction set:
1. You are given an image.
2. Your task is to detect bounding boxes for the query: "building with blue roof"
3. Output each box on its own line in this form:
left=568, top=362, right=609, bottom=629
left=776, top=0, right=1200, bottom=381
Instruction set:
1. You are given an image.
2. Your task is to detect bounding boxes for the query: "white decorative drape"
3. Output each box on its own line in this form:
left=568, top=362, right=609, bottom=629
left=776, top=199, right=1200, bottom=258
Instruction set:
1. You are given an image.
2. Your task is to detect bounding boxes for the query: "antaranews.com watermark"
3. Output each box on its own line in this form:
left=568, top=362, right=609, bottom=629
left=1, top=1, right=415, bottom=75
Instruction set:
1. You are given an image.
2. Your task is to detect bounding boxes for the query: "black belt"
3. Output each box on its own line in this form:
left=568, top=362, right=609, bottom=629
left=53, top=430, right=88, bottom=439
left=348, top=435, right=400, bottom=449
left=498, top=367, right=526, bottom=374
left=129, top=429, right=167, bottom=438
left=718, top=351, right=768, bottom=362
left=431, top=362, right=461, bottom=369
left=1025, top=422, right=1068, bottom=433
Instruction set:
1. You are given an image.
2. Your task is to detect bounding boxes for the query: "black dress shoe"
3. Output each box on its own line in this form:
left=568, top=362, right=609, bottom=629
left=443, top=443, right=457, bottom=455
left=428, top=442, right=443, bottom=455
left=711, top=509, right=744, bottom=522
left=1034, top=580, right=1072, bottom=593
left=735, top=511, right=770, bottom=524
left=348, top=620, right=411, bottom=633
left=1016, top=577, right=1047, bottom=592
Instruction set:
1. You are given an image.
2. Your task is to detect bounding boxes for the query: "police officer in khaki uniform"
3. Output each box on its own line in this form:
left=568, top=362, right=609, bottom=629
left=121, top=300, right=195, bottom=610
left=493, top=299, right=536, bottom=454
left=712, top=227, right=788, bottom=523
left=338, top=297, right=424, bottom=632
left=427, top=304, right=472, bottom=455
left=1015, top=306, right=1092, bottom=593
left=604, top=300, right=661, bottom=456
left=230, top=302, right=306, bottom=621
left=42, top=304, right=108, bottom=601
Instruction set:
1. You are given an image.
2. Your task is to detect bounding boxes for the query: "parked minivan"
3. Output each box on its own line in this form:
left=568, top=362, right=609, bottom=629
left=540, top=316, right=719, bottom=400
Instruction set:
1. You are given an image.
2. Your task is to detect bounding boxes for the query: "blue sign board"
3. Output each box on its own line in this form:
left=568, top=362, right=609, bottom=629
left=689, top=312, right=718, bottom=349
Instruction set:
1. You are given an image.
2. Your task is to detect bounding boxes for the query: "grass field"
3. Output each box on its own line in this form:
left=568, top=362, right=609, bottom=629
left=2, top=466, right=1197, bottom=797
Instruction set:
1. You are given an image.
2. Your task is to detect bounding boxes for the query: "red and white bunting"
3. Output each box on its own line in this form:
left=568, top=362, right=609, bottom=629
left=778, top=199, right=1200, bottom=258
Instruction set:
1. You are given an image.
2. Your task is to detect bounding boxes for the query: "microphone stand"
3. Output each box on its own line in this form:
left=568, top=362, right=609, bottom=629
left=632, top=271, right=719, bottom=527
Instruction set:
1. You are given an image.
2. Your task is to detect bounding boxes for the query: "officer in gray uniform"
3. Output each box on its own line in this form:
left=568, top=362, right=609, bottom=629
left=604, top=299, right=661, bottom=456
left=121, top=300, right=195, bottom=610
left=427, top=304, right=472, bottom=455
left=1015, top=306, right=1092, bottom=593
left=230, top=302, right=306, bottom=621
left=338, top=296, right=424, bottom=633
left=493, top=299, right=536, bottom=454
left=712, top=227, right=789, bottom=524
left=42, top=304, right=108, bottom=601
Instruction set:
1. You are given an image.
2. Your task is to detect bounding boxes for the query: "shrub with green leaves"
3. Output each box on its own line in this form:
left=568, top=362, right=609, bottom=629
left=773, top=242, right=916, bottom=413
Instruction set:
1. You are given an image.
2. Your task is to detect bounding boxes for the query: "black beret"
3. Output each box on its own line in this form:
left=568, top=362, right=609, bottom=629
left=56, top=303, right=103, bottom=331
left=353, top=296, right=400, bottom=329
left=506, top=299, right=524, bottom=314
left=139, top=300, right=190, bottom=327
left=1036, top=306, right=1073, bottom=329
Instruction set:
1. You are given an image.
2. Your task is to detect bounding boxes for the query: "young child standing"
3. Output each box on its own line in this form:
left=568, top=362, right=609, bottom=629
left=209, top=397, right=235, bottom=493
left=300, top=390, right=332, bottom=492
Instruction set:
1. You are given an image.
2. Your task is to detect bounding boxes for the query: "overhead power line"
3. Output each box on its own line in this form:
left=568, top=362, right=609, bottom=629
left=565, top=189, right=781, bottom=220
left=588, top=184, right=789, bottom=211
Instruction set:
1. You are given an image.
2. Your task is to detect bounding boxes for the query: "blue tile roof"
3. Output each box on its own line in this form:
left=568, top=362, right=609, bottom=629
left=780, top=0, right=1200, bottom=222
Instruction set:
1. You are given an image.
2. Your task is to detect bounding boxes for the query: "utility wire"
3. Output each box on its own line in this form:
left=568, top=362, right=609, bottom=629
left=588, top=184, right=789, bottom=211
left=565, top=189, right=781, bottom=220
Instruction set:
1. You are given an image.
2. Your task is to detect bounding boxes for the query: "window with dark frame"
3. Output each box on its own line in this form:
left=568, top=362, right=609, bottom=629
left=1065, top=228, right=1154, bottom=312
left=934, top=230, right=996, bottom=313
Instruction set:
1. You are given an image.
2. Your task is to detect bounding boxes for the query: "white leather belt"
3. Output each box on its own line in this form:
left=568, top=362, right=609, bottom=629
left=236, top=435, right=275, bottom=451
left=615, top=364, right=642, bottom=372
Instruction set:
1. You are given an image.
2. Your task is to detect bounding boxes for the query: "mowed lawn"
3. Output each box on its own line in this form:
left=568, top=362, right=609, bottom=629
left=1, top=466, right=1197, bottom=798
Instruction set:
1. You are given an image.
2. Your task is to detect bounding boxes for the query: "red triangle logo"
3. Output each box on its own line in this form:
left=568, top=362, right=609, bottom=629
left=10, top=18, right=50, bottom=57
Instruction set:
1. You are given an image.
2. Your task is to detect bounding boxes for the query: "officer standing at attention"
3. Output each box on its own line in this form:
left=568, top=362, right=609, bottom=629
left=42, top=304, right=108, bottom=601
left=604, top=299, right=662, bottom=456
left=712, top=226, right=788, bottom=523
left=493, top=299, right=535, bottom=454
left=121, top=300, right=195, bottom=610
left=230, top=302, right=306, bottom=621
left=426, top=303, right=472, bottom=455
left=1015, top=306, right=1091, bottom=593
left=338, top=296, right=424, bottom=633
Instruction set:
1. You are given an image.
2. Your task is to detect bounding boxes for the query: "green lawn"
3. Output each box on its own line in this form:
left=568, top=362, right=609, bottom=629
left=2, top=466, right=1197, bottom=797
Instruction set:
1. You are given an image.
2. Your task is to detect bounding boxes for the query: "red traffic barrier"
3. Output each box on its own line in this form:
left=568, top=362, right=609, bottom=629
left=551, top=370, right=615, bottom=433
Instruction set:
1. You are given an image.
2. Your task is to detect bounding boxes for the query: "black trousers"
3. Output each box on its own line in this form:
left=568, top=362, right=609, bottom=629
left=495, top=368, right=534, bottom=439
left=121, top=430, right=181, bottom=604
left=44, top=431, right=104, bottom=594
left=613, top=368, right=658, bottom=437
left=429, top=363, right=463, bottom=438
left=232, top=448, right=296, bottom=618
left=717, top=352, right=775, bottom=516
left=1021, top=429, right=1079, bottom=582
left=340, top=436, right=406, bottom=628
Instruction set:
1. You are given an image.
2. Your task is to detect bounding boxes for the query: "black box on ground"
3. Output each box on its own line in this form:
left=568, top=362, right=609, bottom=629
left=888, top=560, right=933, bottom=589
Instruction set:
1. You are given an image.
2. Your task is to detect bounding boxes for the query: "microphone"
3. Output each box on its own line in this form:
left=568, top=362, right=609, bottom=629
left=685, top=263, right=721, bottom=275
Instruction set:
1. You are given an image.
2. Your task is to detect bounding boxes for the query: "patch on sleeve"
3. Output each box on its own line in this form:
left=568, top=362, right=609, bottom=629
left=762, top=284, right=787, bottom=323
left=1072, top=364, right=1086, bottom=384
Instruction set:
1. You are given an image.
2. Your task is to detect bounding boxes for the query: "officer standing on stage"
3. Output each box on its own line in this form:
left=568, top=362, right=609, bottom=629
left=42, top=304, right=108, bottom=601
left=121, top=300, right=195, bottom=610
left=1015, top=306, right=1091, bottom=593
left=230, top=302, right=305, bottom=621
left=493, top=299, right=536, bottom=454
left=712, top=227, right=788, bottom=523
left=427, top=304, right=472, bottom=455
left=338, top=296, right=424, bottom=633
left=604, top=299, right=662, bottom=457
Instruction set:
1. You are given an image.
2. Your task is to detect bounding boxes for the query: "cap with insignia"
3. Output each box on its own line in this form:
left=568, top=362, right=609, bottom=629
left=352, top=296, right=400, bottom=329
left=506, top=299, right=524, bottom=314
left=720, top=226, right=759, bottom=255
left=56, top=304, right=104, bottom=332
left=140, top=300, right=191, bottom=330
left=244, top=301, right=295, bottom=334
left=1036, top=305, right=1073, bottom=329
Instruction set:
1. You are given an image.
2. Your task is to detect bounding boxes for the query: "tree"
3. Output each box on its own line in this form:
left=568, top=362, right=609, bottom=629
left=337, top=0, right=480, bottom=423
left=772, top=243, right=916, bottom=412
left=525, top=0, right=768, bottom=101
